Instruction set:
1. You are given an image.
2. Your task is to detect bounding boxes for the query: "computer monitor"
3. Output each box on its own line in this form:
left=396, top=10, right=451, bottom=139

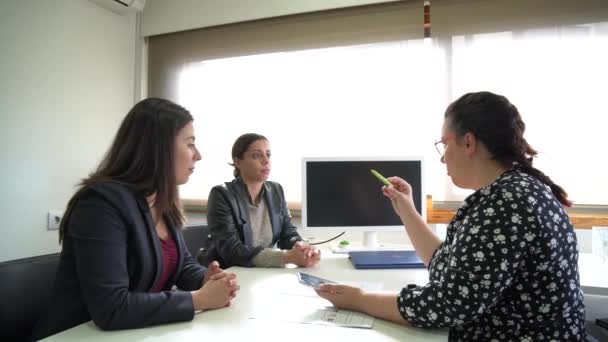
left=302, top=157, right=425, bottom=248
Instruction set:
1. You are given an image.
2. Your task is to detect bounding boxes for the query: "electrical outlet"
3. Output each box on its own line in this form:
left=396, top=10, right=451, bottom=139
left=47, top=211, right=63, bottom=230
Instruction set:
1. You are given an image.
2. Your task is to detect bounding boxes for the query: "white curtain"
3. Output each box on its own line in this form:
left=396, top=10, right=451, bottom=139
left=178, top=21, right=608, bottom=205
left=450, top=22, right=608, bottom=204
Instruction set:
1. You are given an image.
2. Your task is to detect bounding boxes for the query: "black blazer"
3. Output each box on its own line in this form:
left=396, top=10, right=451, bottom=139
left=205, top=178, right=302, bottom=268
left=31, top=182, right=207, bottom=340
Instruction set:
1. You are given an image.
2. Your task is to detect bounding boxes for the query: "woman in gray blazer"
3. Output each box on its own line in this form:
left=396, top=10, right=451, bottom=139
left=31, top=98, right=239, bottom=340
left=204, top=133, right=320, bottom=268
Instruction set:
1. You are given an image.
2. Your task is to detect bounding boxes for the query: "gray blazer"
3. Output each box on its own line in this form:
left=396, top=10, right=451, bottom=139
left=205, top=178, right=302, bottom=268
left=31, top=182, right=207, bottom=340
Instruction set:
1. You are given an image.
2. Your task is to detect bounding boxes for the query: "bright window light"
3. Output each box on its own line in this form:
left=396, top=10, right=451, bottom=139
left=178, top=22, right=608, bottom=205
left=451, top=23, right=608, bottom=204
left=179, top=40, right=447, bottom=203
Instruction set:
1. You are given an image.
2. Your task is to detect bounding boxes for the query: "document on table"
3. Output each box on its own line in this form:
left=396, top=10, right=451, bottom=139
left=249, top=278, right=377, bottom=329
left=304, top=307, right=374, bottom=329
left=249, top=303, right=374, bottom=329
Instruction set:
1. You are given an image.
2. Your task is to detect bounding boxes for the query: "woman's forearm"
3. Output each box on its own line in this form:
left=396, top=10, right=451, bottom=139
left=356, top=292, right=408, bottom=325
left=399, top=206, right=442, bottom=265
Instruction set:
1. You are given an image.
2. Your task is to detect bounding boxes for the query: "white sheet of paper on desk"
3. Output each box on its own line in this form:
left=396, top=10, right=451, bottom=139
left=249, top=306, right=374, bottom=329
left=250, top=277, right=377, bottom=328
left=249, top=289, right=375, bottom=329
left=307, top=307, right=374, bottom=329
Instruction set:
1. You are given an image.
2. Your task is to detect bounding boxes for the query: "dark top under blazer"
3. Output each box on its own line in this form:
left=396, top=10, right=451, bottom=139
left=31, top=182, right=207, bottom=340
left=206, top=178, right=302, bottom=268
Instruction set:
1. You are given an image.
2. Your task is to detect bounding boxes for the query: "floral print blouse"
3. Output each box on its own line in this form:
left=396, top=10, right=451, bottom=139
left=398, top=169, right=585, bottom=341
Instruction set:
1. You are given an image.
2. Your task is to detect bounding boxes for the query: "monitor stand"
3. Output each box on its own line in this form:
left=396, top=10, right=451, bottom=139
left=330, top=231, right=409, bottom=254
left=363, top=231, right=378, bottom=249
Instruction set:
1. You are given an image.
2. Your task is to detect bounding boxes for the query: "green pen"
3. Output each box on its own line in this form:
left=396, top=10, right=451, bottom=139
left=370, top=169, right=391, bottom=186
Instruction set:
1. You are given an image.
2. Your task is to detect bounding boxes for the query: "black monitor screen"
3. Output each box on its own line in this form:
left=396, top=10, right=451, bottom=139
left=303, top=159, right=423, bottom=229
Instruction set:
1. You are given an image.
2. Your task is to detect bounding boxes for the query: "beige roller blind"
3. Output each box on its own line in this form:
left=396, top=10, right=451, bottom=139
left=148, top=0, right=608, bottom=100
left=433, top=0, right=608, bottom=36
left=148, top=1, right=422, bottom=100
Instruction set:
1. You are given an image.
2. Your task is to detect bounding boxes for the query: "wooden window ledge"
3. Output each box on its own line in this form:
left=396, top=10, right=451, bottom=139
left=182, top=196, right=608, bottom=229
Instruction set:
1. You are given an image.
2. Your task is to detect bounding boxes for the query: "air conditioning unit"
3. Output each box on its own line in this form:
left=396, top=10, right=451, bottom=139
left=89, top=0, right=146, bottom=14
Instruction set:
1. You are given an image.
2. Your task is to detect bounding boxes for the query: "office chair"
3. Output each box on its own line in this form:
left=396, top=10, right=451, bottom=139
left=0, top=253, right=60, bottom=341
left=584, top=293, right=608, bottom=340
left=181, top=225, right=215, bottom=267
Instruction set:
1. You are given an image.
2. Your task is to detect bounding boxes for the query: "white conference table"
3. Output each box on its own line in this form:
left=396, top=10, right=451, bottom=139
left=43, top=251, right=448, bottom=341
left=43, top=250, right=608, bottom=341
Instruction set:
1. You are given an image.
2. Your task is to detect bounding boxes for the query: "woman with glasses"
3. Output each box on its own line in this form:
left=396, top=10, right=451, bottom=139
left=315, top=92, right=585, bottom=341
left=202, top=133, right=321, bottom=268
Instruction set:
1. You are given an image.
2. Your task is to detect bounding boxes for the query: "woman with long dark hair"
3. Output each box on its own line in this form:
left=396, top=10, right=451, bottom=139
left=32, top=98, right=239, bottom=340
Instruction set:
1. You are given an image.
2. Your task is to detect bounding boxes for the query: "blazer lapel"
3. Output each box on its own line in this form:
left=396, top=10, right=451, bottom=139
left=136, top=197, right=163, bottom=291
left=263, top=183, right=281, bottom=240
left=94, top=183, right=163, bottom=291
left=231, top=178, right=254, bottom=246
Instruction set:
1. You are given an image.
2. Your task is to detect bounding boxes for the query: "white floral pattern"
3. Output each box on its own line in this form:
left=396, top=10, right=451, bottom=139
left=397, top=169, right=585, bottom=341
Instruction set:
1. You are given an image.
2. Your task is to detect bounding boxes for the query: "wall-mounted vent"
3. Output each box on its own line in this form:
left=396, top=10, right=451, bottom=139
left=89, top=0, right=146, bottom=15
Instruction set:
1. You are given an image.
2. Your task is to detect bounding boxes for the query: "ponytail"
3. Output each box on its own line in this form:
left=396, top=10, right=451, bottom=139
left=515, top=156, right=572, bottom=207
left=231, top=163, right=241, bottom=178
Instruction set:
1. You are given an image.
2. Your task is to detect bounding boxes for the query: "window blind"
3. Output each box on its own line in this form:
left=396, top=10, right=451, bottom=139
left=148, top=0, right=608, bottom=100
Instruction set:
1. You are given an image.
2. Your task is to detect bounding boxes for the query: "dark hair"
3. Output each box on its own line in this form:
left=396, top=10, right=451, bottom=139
left=59, top=98, right=194, bottom=242
left=445, top=91, right=572, bottom=207
left=230, top=133, right=268, bottom=178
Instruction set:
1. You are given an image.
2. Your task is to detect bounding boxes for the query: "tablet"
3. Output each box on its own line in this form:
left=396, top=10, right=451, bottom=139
left=297, top=272, right=336, bottom=289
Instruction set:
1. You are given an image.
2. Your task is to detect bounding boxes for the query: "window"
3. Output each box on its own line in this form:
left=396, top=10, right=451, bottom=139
left=178, top=40, right=447, bottom=202
left=450, top=23, right=608, bottom=204
left=177, top=22, right=608, bottom=206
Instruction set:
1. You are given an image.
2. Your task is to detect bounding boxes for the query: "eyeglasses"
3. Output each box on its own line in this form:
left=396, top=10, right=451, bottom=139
left=434, top=135, right=456, bottom=158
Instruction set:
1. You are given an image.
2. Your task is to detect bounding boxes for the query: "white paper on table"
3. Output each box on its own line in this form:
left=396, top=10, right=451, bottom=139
left=249, top=304, right=374, bottom=329
left=303, top=307, right=375, bottom=329
left=250, top=280, right=378, bottom=328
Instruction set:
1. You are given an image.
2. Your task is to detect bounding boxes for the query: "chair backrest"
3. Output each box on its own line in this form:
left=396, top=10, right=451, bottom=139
left=584, top=293, right=608, bottom=321
left=0, top=253, right=60, bottom=341
left=182, top=225, right=212, bottom=263
left=585, top=293, right=608, bottom=340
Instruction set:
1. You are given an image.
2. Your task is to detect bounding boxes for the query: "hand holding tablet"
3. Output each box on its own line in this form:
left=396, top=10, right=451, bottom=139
left=297, top=272, right=336, bottom=290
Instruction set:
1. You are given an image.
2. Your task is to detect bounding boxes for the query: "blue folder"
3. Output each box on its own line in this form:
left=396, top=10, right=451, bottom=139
left=349, top=250, right=426, bottom=269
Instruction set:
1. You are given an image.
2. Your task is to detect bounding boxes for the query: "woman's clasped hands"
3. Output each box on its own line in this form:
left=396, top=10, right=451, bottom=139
left=285, top=241, right=321, bottom=267
left=192, top=261, right=239, bottom=311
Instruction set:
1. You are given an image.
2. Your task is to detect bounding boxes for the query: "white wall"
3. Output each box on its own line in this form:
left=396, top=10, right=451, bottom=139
left=0, top=0, right=137, bottom=262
